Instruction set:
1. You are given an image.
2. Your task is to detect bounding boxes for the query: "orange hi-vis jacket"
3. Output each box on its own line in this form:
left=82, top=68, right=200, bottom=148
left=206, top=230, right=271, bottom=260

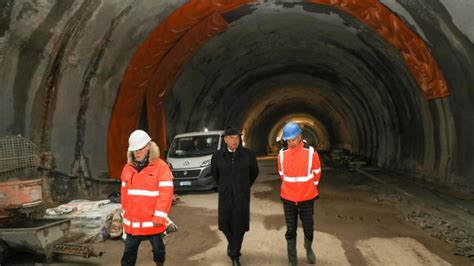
left=121, top=158, right=174, bottom=236
left=278, top=141, right=322, bottom=203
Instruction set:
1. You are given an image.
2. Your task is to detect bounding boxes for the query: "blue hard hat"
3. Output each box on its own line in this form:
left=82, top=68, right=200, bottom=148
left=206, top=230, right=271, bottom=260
left=282, top=122, right=302, bottom=140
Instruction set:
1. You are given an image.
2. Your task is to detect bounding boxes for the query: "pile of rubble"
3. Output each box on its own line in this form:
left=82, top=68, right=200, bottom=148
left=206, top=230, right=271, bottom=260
left=44, top=199, right=122, bottom=242
left=44, top=195, right=181, bottom=242
left=375, top=193, right=407, bottom=204
left=406, top=210, right=474, bottom=260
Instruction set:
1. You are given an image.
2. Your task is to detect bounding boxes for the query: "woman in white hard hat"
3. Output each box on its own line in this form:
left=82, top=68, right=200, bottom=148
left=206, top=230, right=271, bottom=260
left=120, top=130, right=174, bottom=266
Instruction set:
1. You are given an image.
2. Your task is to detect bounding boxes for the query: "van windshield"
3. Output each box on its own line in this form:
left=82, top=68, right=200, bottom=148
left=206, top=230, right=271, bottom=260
left=168, top=135, right=220, bottom=158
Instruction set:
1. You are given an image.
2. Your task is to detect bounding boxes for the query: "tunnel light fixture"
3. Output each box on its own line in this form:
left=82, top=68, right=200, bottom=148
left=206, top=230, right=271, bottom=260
left=203, top=127, right=208, bottom=132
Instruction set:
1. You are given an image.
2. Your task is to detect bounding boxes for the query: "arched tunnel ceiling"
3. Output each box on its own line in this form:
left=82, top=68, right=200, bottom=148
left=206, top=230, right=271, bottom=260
left=166, top=4, right=427, bottom=167
left=0, top=0, right=473, bottom=191
left=162, top=1, right=471, bottom=189
left=109, top=0, right=454, bottom=178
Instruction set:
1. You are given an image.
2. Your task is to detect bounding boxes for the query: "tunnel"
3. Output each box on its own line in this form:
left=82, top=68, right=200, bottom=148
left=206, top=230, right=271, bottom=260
left=0, top=0, right=473, bottom=194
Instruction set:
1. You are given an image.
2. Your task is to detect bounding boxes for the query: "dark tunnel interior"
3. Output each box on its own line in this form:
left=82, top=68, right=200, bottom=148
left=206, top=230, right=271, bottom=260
left=165, top=3, right=437, bottom=173
left=1, top=0, right=473, bottom=192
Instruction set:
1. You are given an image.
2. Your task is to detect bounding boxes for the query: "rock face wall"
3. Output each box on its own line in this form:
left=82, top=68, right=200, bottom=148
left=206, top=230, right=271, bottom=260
left=0, top=1, right=473, bottom=191
left=0, top=0, right=186, bottom=179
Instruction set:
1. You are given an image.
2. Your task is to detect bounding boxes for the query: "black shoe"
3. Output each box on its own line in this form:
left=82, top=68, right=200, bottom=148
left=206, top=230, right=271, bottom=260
left=287, top=239, right=297, bottom=266
left=304, top=237, right=316, bottom=264
left=231, top=258, right=241, bottom=266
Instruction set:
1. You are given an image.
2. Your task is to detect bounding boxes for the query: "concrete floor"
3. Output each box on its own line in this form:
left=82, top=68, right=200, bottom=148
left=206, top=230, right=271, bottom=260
left=38, top=158, right=473, bottom=265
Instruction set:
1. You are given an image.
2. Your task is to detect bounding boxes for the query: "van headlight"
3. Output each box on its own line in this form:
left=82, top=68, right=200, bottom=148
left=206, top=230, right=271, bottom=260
left=200, top=159, right=211, bottom=167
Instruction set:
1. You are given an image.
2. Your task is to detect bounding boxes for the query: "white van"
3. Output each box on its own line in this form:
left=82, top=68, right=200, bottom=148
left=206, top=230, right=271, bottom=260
left=166, top=130, right=224, bottom=191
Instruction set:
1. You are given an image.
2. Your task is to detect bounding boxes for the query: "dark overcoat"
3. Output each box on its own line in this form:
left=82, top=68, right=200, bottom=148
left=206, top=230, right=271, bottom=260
left=211, top=146, right=259, bottom=234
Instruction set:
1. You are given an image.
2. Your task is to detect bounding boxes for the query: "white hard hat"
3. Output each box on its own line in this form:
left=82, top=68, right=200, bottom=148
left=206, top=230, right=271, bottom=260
left=128, top=130, right=151, bottom=151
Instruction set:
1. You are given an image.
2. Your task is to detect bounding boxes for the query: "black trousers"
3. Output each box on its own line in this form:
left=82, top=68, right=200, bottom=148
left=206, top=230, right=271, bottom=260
left=224, top=231, right=245, bottom=259
left=121, top=233, right=165, bottom=266
left=282, top=198, right=315, bottom=241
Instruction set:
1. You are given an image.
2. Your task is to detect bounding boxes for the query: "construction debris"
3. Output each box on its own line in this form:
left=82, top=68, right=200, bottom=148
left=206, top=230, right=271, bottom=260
left=44, top=200, right=121, bottom=241
left=53, top=243, right=103, bottom=258
left=108, top=211, right=122, bottom=239
left=407, top=210, right=474, bottom=259
left=375, top=193, right=407, bottom=204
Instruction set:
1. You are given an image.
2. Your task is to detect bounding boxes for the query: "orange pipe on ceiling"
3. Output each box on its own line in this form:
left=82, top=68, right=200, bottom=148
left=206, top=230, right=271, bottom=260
left=107, top=0, right=250, bottom=179
left=309, top=0, right=449, bottom=99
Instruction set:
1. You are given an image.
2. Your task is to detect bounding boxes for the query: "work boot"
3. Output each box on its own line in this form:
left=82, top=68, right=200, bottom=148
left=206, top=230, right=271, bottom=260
left=287, top=239, right=297, bottom=266
left=231, top=257, right=241, bottom=266
left=304, top=237, right=316, bottom=264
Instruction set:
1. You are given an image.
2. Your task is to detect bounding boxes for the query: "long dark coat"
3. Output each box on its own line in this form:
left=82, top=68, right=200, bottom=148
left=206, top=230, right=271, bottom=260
left=211, top=146, right=259, bottom=234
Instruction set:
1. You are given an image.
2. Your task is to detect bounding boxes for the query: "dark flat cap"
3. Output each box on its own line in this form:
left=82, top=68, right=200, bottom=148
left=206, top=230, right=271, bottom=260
left=224, top=126, right=241, bottom=136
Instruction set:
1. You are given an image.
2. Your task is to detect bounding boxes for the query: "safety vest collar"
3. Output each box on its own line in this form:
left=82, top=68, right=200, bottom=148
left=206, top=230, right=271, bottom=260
left=126, top=157, right=160, bottom=166
left=147, top=159, right=160, bottom=166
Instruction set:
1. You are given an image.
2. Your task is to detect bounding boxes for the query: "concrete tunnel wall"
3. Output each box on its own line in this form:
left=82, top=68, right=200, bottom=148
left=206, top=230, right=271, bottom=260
left=0, top=1, right=473, bottom=192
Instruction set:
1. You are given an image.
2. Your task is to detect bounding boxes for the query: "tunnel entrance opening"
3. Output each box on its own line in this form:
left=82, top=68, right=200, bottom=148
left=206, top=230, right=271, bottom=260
left=271, top=115, right=330, bottom=154
left=245, top=113, right=331, bottom=156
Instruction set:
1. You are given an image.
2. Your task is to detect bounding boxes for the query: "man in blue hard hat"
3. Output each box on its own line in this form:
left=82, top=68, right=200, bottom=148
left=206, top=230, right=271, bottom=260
left=277, top=122, right=322, bottom=265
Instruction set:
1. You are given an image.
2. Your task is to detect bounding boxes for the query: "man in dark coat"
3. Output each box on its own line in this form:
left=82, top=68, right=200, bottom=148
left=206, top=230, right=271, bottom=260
left=211, top=126, right=259, bottom=266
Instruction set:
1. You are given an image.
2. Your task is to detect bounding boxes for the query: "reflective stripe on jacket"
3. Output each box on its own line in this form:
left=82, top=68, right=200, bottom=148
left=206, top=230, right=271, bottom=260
left=121, top=158, right=173, bottom=236
left=278, top=141, right=321, bottom=202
